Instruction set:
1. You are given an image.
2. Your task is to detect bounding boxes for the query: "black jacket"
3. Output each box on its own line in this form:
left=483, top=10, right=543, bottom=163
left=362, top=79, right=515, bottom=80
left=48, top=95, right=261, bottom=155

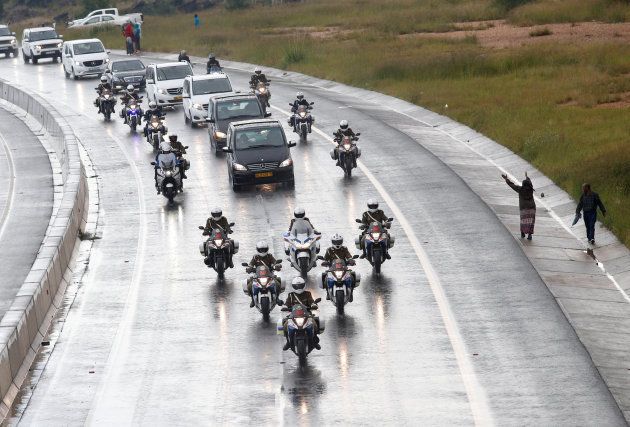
left=178, top=54, right=191, bottom=63
left=291, top=99, right=310, bottom=112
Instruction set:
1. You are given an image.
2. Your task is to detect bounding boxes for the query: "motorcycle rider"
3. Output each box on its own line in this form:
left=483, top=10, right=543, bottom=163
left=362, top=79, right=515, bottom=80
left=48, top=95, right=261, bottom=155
left=167, top=134, right=188, bottom=180
left=154, top=141, right=178, bottom=194
left=143, top=101, right=165, bottom=137
left=323, top=234, right=357, bottom=301
left=246, top=241, right=279, bottom=308
left=288, top=207, right=319, bottom=234
left=203, top=207, right=234, bottom=268
left=359, top=199, right=391, bottom=259
left=333, top=120, right=358, bottom=167
left=119, top=84, right=143, bottom=122
left=288, top=92, right=312, bottom=128
left=94, top=75, right=113, bottom=113
left=249, top=67, right=271, bottom=107
left=206, top=53, right=221, bottom=72
left=178, top=50, right=190, bottom=63
left=282, top=276, right=320, bottom=351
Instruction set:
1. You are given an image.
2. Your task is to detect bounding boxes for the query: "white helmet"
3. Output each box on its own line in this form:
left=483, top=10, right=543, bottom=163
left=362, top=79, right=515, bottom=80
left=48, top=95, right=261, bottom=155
left=367, top=199, right=379, bottom=213
left=126, top=84, right=134, bottom=92
left=211, top=208, right=222, bottom=219
left=331, top=233, right=343, bottom=249
left=256, top=240, right=269, bottom=255
left=149, top=101, right=157, bottom=109
left=291, top=276, right=306, bottom=294
left=254, top=67, right=262, bottom=74
left=340, top=120, right=349, bottom=130
left=160, top=141, right=172, bottom=152
left=296, top=92, right=304, bottom=100
left=100, top=75, right=107, bottom=83
left=294, top=207, right=305, bottom=219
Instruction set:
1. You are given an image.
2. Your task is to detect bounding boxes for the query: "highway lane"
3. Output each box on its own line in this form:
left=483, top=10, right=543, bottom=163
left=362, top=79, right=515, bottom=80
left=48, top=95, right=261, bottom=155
left=0, top=53, right=624, bottom=425
left=0, top=104, right=53, bottom=317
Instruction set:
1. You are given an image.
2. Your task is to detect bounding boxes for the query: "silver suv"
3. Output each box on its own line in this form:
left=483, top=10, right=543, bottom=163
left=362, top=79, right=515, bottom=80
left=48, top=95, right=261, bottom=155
left=21, top=27, right=63, bottom=64
left=0, top=25, right=18, bottom=58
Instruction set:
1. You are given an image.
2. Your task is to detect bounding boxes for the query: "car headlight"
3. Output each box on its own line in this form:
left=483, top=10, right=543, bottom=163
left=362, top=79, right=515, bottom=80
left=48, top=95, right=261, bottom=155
left=75, top=61, right=81, bottom=66
left=214, top=131, right=226, bottom=139
left=35, top=45, right=42, bottom=50
left=371, top=232, right=381, bottom=240
left=57, top=43, right=62, bottom=48
left=157, top=88, right=167, bottom=94
left=295, top=317, right=305, bottom=328
left=193, top=103, right=203, bottom=110
left=279, top=158, right=292, bottom=167
left=104, top=58, right=110, bottom=63
left=233, top=163, right=247, bottom=171
left=334, top=270, right=344, bottom=280
left=11, top=39, right=17, bottom=46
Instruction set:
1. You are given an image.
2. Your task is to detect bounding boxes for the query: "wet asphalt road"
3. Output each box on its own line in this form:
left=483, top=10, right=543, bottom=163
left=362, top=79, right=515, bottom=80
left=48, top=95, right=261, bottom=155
left=0, top=53, right=625, bottom=425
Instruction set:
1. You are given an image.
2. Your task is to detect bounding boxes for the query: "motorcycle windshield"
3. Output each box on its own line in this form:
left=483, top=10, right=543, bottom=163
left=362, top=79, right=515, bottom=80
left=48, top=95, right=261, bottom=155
left=332, top=258, right=347, bottom=271
left=255, top=266, right=272, bottom=278
left=290, top=219, right=313, bottom=239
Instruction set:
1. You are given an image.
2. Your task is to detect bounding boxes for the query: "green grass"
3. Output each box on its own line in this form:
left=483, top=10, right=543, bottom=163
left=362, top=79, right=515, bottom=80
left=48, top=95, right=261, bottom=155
left=64, top=1, right=630, bottom=246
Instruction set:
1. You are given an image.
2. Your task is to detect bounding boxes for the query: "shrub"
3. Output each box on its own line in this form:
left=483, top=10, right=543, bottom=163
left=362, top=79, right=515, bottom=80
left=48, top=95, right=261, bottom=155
left=225, top=0, right=249, bottom=10
left=495, top=0, right=533, bottom=10
left=529, top=27, right=553, bottom=37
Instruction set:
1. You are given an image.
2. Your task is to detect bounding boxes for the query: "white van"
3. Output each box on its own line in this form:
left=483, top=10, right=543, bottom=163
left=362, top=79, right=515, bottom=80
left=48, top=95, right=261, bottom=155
left=182, top=73, right=234, bottom=126
left=62, top=39, right=109, bottom=79
left=145, top=62, right=194, bottom=107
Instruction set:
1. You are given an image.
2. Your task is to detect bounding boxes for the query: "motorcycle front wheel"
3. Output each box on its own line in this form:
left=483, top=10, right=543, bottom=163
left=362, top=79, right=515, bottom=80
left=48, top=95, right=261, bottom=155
left=261, top=297, right=270, bottom=320
left=296, top=338, right=307, bottom=363
left=336, top=290, right=345, bottom=314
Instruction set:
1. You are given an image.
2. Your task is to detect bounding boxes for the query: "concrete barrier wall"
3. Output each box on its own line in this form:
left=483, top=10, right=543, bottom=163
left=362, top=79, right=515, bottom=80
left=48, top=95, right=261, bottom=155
left=0, top=79, right=88, bottom=416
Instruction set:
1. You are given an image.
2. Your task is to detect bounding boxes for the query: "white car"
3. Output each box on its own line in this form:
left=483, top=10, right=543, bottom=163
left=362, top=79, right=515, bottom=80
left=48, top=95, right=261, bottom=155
left=21, top=27, right=63, bottom=64
left=145, top=62, right=194, bottom=107
left=62, top=39, right=110, bottom=80
left=0, top=25, right=18, bottom=58
left=68, top=8, right=143, bottom=28
left=182, top=73, right=234, bottom=126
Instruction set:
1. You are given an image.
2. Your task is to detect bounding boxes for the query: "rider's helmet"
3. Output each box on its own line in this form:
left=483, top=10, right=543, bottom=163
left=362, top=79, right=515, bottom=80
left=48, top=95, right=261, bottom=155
left=149, top=101, right=157, bottom=109
left=294, top=207, right=305, bottom=219
left=331, top=233, right=343, bottom=249
left=256, top=241, right=269, bottom=255
left=296, top=92, right=304, bottom=100
left=126, top=84, right=134, bottom=92
left=291, top=276, right=306, bottom=294
left=168, top=134, right=177, bottom=142
left=254, top=67, right=262, bottom=75
left=208, top=53, right=215, bottom=60
left=100, top=75, right=107, bottom=83
left=160, top=141, right=172, bottom=152
left=339, top=120, right=349, bottom=130
left=367, top=199, right=379, bottom=213
left=211, top=208, right=222, bottom=219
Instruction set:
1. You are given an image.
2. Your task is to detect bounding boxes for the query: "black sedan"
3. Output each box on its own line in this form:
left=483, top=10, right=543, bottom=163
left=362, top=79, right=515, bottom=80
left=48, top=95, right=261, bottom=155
left=104, top=59, right=147, bottom=93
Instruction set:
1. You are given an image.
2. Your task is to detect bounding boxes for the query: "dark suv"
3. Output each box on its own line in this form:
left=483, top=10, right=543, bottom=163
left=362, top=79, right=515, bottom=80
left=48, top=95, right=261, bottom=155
left=104, top=59, right=147, bottom=93
left=207, top=93, right=271, bottom=155
left=223, top=119, right=296, bottom=191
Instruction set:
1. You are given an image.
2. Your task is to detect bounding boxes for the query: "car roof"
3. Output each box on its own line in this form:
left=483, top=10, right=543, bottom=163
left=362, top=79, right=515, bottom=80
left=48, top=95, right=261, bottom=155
left=111, top=58, right=144, bottom=64
left=230, top=119, right=281, bottom=129
left=187, top=73, right=230, bottom=81
left=66, top=38, right=102, bottom=45
left=28, top=27, right=55, bottom=32
left=153, top=62, right=191, bottom=68
left=211, top=93, right=258, bottom=103
left=0, top=25, right=8, bottom=29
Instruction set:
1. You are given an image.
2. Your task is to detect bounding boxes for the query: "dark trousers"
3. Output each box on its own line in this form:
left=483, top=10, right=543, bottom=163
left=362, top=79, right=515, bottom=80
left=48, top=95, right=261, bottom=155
left=125, top=37, right=133, bottom=54
left=584, top=210, right=597, bottom=241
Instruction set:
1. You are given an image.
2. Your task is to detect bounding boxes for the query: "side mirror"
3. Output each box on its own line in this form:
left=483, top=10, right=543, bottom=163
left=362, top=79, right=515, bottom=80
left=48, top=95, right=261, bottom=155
left=355, top=218, right=362, bottom=223
left=105, top=69, right=111, bottom=74
left=314, top=298, right=322, bottom=304
left=264, top=112, right=272, bottom=118
left=355, top=132, right=361, bottom=136
left=274, top=265, right=282, bottom=271
left=287, top=142, right=296, bottom=148
left=241, top=262, right=249, bottom=267
left=275, top=259, right=282, bottom=264
left=229, top=222, right=235, bottom=226
left=146, top=78, right=154, bottom=84
left=198, top=226, right=204, bottom=230
left=388, top=217, right=394, bottom=222
left=206, top=118, right=215, bottom=123
left=321, top=261, right=330, bottom=267
left=281, top=307, right=290, bottom=312
left=150, top=161, right=156, bottom=165
left=222, top=147, right=233, bottom=153
left=288, top=103, right=293, bottom=107
left=316, top=255, right=324, bottom=260
left=310, top=102, right=314, bottom=105
left=352, top=254, right=359, bottom=259
left=184, top=146, right=189, bottom=149
left=359, top=225, right=367, bottom=230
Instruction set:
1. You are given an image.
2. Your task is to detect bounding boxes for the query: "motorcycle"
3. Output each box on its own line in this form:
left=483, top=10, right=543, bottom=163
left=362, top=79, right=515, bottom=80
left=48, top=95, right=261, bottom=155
left=289, top=103, right=314, bottom=143
left=278, top=300, right=324, bottom=363
left=242, top=261, right=284, bottom=319
left=283, top=221, right=321, bottom=278
left=98, top=89, right=116, bottom=121
left=355, top=218, right=395, bottom=274
left=319, top=256, right=360, bottom=314
left=146, top=115, right=167, bottom=151
left=207, top=64, right=223, bottom=74
left=151, top=161, right=183, bottom=203
left=198, top=224, right=238, bottom=276
left=331, top=133, right=361, bottom=177
left=125, top=101, right=142, bottom=132
left=251, top=81, right=271, bottom=115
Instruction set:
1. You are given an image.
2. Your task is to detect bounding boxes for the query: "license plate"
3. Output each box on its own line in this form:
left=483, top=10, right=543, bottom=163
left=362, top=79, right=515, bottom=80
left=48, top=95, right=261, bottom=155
left=255, top=172, right=273, bottom=178
left=174, top=96, right=182, bottom=101
left=89, top=67, right=100, bottom=71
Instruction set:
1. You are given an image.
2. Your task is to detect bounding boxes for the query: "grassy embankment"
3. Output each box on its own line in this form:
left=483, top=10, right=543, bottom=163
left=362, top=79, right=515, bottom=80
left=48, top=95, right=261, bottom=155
left=67, top=0, right=630, bottom=246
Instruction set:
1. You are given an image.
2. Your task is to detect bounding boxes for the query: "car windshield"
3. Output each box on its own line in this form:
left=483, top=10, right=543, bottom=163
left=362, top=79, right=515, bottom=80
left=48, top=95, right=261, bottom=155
left=73, top=42, right=104, bottom=55
left=29, top=30, right=58, bottom=41
left=234, top=127, right=285, bottom=151
left=112, top=60, right=145, bottom=72
left=216, top=99, right=261, bottom=120
left=0, top=28, right=11, bottom=37
left=156, top=65, right=192, bottom=81
left=192, top=78, right=232, bottom=95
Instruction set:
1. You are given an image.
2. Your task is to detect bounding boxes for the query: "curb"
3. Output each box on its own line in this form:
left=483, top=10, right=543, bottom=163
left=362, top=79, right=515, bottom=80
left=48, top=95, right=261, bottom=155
left=0, top=79, right=88, bottom=418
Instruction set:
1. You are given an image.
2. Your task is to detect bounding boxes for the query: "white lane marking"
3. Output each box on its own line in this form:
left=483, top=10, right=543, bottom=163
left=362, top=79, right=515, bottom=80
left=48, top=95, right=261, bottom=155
left=272, top=105, right=494, bottom=426
left=0, top=130, right=16, bottom=241
left=395, top=112, right=630, bottom=304
left=86, top=130, right=148, bottom=423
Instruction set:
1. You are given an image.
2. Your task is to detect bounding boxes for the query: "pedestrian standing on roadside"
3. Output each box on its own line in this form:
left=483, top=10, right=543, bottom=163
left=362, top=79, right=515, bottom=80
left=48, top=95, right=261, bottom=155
left=123, top=21, right=134, bottom=55
left=576, top=183, right=606, bottom=245
left=194, top=14, right=200, bottom=29
left=133, top=21, right=142, bottom=53
left=502, top=172, right=536, bottom=240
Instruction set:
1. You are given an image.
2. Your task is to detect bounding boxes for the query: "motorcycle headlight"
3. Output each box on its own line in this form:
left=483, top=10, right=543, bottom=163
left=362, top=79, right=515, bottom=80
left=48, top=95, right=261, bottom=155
left=104, top=94, right=110, bottom=99
left=165, top=170, right=173, bottom=178
left=295, top=317, right=305, bottom=328
left=158, top=88, right=167, bottom=94
left=233, top=163, right=247, bottom=171
left=334, top=270, right=344, bottom=280
left=129, top=104, right=137, bottom=109
left=299, top=112, right=306, bottom=118
left=259, top=88, right=267, bottom=94
left=297, top=243, right=311, bottom=250
left=344, top=143, right=351, bottom=151
left=193, top=103, right=203, bottom=110
left=214, top=131, right=226, bottom=139
left=214, top=239, right=224, bottom=247
left=258, top=277, right=270, bottom=287
left=151, top=123, right=159, bottom=129
left=279, top=158, right=292, bottom=168
left=371, top=232, right=381, bottom=240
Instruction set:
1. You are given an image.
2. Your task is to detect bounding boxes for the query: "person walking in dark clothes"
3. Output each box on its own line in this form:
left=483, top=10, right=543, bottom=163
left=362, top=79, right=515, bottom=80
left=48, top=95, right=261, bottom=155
left=502, top=173, right=536, bottom=240
left=576, top=183, right=606, bottom=245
